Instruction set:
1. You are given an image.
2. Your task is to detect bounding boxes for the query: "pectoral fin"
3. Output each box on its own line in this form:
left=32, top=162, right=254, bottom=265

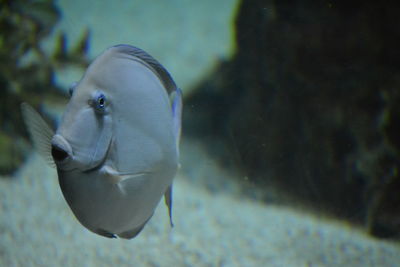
left=20, top=103, right=55, bottom=167
left=164, top=184, right=174, bottom=227
left=102, top=165, right=149, bottom=184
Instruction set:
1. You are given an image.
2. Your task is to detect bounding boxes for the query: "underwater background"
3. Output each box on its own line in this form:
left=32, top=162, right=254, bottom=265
left=1, top=0, right=400, bottom=266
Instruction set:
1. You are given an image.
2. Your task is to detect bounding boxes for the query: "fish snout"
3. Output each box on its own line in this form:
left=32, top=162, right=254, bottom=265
left=51, top=134, right=73, bottom=164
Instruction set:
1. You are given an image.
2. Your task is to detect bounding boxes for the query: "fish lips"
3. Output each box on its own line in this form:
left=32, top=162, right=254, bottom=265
left=51, top=133, right=112, bottom=172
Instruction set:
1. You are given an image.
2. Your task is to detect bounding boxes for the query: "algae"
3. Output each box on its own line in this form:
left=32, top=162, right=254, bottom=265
left=0, top=0, right=90, bottom=175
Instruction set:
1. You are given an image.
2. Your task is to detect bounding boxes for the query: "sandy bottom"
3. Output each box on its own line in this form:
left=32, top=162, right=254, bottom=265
left=1, top=140, right=399, bottom=267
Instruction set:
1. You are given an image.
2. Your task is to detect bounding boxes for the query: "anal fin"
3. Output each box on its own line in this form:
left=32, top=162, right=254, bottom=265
left=95, top=228, right=117, bottom=239
left=118, top=214, right=153, bottom=239
left=164, top=184, right=174, bottom=227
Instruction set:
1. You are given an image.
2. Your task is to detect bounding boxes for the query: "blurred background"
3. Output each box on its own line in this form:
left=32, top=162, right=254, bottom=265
left=1, top=0, right=400, bottom=266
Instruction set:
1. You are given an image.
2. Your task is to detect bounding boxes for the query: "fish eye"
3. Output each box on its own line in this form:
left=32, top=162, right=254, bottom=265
left=97, top=95, right=105, bottom=108
left=92, top=93, right=107, bottom=114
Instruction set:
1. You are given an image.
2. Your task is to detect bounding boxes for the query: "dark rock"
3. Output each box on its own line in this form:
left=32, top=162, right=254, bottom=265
left=184, top=0, right=400, bottom=237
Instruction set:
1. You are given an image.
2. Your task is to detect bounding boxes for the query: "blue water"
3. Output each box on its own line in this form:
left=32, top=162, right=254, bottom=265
left=1, top=1, right=399, bottom=266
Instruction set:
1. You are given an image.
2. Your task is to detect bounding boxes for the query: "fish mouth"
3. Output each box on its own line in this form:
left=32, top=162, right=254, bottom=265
left=51, top=134, right=74, bottom=170
left=52, top=144, right=69, bottom=162
left=51, top=133, right=114, bottom=173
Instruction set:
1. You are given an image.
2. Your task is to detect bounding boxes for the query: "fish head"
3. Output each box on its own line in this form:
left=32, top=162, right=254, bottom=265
left=51, top=55, right=115, bottom=172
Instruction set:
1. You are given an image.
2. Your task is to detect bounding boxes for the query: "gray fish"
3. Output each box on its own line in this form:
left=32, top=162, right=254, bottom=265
left=21, top=44, right=182, bottom=239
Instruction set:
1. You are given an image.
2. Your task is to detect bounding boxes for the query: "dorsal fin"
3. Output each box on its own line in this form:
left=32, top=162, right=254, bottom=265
left=111, top=44, right=177, bottom=94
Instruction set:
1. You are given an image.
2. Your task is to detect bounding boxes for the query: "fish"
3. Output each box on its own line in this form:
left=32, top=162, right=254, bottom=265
left=21, top=44, right=182, bottom=239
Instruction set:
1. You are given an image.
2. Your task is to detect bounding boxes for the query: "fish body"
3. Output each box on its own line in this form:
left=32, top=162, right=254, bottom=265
left=21, top=45, right=182, bottom=239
